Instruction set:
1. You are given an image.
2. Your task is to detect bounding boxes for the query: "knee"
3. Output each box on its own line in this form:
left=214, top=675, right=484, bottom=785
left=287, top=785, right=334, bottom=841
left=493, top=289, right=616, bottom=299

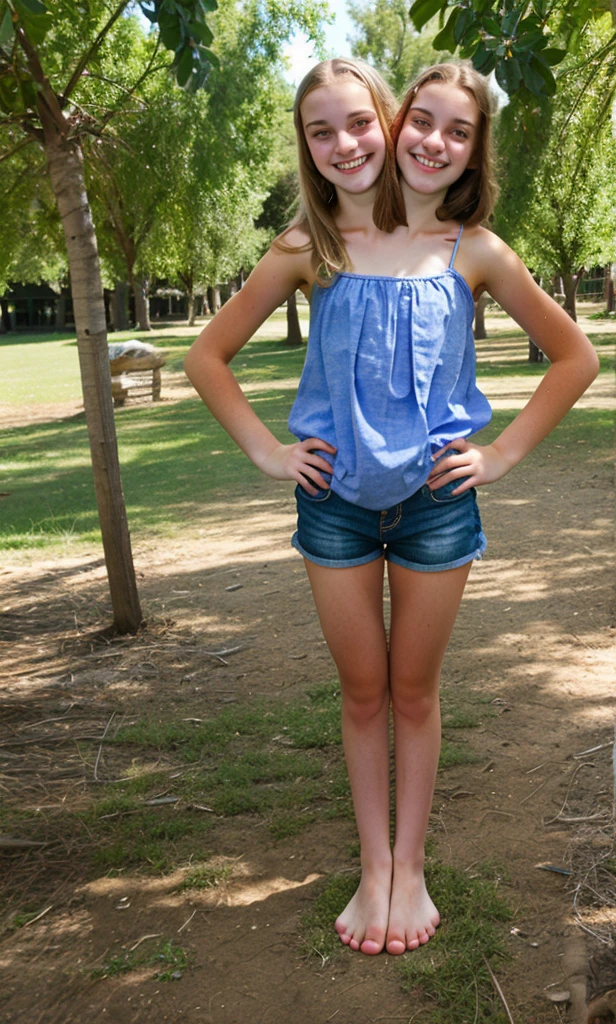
left=341, top=678, right=389, bottom=725
left=391, top=684, right=438, bottom=726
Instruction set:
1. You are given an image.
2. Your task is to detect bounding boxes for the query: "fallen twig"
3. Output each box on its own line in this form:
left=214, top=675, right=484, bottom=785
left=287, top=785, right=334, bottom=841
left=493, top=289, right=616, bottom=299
left=128, top=933, right=162, bottom=952
left=93, top=712, right=116, bottom=782
left=484, top=957, right=516, bottom=1024
left=23, top=904, right=53, bottom=927
left=177, top=910, right=197, bottom=934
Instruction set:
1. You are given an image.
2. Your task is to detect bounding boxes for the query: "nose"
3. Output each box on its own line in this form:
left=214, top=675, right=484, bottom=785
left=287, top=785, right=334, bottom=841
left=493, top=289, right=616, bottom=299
left=335, top=130, right=358, bottom=155
left=423, top=127, right=445, bottom=152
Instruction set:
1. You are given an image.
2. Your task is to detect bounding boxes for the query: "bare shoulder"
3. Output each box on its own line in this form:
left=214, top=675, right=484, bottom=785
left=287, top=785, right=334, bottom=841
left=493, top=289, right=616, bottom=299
left=458, top=225, right=524, bottom=296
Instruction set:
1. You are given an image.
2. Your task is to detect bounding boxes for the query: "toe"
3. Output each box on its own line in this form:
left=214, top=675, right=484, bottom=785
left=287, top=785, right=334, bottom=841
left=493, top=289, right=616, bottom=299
left=386, top=936, right=406, bottom=955
left=349, top=936, right=361, bottom=951
left=360, top=937, right=383, bottom=955
left=407, top=936, right=420, bottom=950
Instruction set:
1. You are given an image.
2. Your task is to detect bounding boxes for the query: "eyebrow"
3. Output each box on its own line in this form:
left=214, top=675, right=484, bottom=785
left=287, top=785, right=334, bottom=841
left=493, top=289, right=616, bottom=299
left=410, top=105, right=476, bottom=128
left=304, top=109, right=375, bottom=129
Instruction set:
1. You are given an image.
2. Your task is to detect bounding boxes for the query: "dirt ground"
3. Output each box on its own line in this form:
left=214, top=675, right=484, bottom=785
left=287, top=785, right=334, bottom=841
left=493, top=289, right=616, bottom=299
left=1, top=325, right=615, bottom=1024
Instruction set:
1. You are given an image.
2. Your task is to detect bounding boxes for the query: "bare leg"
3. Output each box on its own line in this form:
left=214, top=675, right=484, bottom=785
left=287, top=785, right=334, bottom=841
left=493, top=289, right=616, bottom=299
left=385, top=560, right=471, bottom=954
left=303, top=557, right=391, bottom=955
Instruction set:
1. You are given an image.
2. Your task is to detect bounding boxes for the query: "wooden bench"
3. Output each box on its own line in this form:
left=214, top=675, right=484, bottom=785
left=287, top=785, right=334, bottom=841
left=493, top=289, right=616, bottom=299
left=109, top=351, right=166, bottom=407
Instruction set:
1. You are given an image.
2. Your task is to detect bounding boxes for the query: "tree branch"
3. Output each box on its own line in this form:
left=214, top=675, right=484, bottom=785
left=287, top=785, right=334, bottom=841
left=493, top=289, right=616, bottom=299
left=61, top=0, right=133, bottom=103
left=14, top=25, right=66, bottom=135
left=0, top=134, right=35, bottom=164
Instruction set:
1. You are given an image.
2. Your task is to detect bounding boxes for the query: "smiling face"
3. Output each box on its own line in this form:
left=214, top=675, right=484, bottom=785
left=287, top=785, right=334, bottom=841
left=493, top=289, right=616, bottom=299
left=300, top=79, right=387, bottom=196
left=396, top=81, right=479, bottom=198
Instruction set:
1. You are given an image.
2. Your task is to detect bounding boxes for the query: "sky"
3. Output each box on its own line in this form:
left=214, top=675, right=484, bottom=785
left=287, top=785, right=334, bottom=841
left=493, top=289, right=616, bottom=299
left=282, top=1, right=356, bottom=86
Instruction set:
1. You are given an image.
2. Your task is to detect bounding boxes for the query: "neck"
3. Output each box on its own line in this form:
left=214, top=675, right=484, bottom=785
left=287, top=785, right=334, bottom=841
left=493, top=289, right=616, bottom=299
left=400, top=177, right=448, bottom=231
left=333, top=183, right=379, bottom=233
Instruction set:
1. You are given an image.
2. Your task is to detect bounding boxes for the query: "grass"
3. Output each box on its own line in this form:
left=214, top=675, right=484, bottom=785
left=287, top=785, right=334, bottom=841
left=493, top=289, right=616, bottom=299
left=1, top=683, right=485, bottom=880
left=301, top=861, right=512, bottom=1024
left=91, top=938, right=189, bottom=981
left=1, top=306, right=612, bottom=552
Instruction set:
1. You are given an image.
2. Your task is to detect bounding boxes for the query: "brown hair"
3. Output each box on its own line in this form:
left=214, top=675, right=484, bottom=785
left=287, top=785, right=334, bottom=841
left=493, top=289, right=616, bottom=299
left=392, top=61, right=499, bottom=225
left=277, top=58, right=406, bottom=278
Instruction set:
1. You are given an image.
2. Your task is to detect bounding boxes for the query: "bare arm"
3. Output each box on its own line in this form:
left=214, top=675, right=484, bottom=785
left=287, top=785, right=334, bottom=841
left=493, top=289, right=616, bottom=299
left=429, top=230, right=600, bottom=493
left=184, top=238, right=336, bottom=493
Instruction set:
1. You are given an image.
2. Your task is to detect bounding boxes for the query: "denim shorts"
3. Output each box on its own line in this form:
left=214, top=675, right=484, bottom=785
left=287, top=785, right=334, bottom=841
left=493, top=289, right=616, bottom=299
left=291, top=477, right=486, bottom=572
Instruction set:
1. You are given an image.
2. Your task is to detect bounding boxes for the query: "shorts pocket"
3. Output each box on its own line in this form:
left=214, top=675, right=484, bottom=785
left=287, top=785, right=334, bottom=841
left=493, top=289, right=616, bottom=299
left=296, top=483, right=333, bottom=503
left=427, top=477, right=470, bottom=503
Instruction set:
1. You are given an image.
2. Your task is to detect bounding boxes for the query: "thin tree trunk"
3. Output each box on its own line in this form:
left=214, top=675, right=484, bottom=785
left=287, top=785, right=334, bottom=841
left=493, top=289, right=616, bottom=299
left=54, top=294, right=66, bottom=329
left=606, top=265, right=615, bottom=313
left=286, top=290, right=303, bottom=346
left=111, top=281, right=129, bottom=331
left=473, top=291, right=488, bottom=340
left=528, top=339, right=544, bottom=362
left=562, top=271, right=581, bottom=321
left=212, top=285, right=221, bottom=312
left=44, top=129, right=142, bottom=633
left=134, top=276, right=151, bottom=331
left=187, top=290, right=195, bottom=326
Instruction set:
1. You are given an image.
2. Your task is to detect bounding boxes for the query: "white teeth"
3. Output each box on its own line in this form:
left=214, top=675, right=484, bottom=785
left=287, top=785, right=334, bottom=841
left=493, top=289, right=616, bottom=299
left=414, top=154, right=447, bottom=169
left=335, top=155, right=368, bottom=170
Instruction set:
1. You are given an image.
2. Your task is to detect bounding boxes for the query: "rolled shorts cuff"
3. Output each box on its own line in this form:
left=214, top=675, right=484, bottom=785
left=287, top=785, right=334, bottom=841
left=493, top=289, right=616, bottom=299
left=291, top=531, right=384, bottom=569
left=385, top=532, right=487, bottom=573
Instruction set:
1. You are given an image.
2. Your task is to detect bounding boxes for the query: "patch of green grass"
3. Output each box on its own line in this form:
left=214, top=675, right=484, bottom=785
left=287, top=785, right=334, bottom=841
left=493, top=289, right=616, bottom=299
left=439, top=740, right=479, bottom=769
left=302, top=861, right=512, bottom=1023
left=177, top=861, right=232, bottom=890
left=269, top=811, right=317, bottom=839
left=8, top=907, right=44, bottom=931
left=441, top=709, right=481, bottom=729
left=91, top=937, right=189, bottom=981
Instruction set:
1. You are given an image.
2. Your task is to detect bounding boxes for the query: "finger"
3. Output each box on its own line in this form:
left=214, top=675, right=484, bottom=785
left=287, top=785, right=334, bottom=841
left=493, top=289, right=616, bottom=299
left=298, top=468, right=331, bottom=492
left=428, top=467, right=474, bottom=489
left=304, top=438, right=337, bottom=455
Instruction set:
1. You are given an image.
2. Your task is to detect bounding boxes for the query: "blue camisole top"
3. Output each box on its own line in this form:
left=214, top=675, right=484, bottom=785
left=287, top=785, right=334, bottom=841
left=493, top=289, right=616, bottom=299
left=288, top=225, right=492, bottom=511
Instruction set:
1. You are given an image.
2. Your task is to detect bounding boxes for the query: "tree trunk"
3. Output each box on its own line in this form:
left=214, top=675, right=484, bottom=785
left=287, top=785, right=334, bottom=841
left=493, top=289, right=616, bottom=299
left=286, top=290, right=303, bottom=346
left=54, top=294, right=66, bottom=329
left=44, top=129, right=142, bottom=633
left=528, top=339, right=544, bottom=362
left=473, top=291, right=488, bottom=340
left=111, top=281, right=130, bottom=331
left=562, top=271, right=582, bottom=321
left=134, top=276, right=151, bottom=331
left=606, top=265, right=615, bottom=313
left=187, top=290, right=195, bottom=326
left=212, top=285, right=221, bottom=312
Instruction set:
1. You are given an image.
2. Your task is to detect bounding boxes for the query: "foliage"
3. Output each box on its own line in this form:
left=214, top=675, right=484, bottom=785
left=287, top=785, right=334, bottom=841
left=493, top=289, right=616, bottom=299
left=409, top=0, right=616, bottom=101
left=494, top=17, right=616, bottom=311
left=348, top=0, right=449, bottom=95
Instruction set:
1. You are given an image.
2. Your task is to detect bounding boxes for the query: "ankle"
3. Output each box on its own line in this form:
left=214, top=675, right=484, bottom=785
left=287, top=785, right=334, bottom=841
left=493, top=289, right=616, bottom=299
left=392, top=848, right=425, bottom=873
left=360, top=851, right=393, bottom=875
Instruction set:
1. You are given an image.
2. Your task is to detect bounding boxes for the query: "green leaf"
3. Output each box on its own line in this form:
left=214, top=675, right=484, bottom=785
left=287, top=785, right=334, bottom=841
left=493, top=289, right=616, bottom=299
left=16, top=0, right=48, bottom=15
left=200, top=0, right=218, bottom=10
left=0, top=74, right=21, bottom=113
left=0, top=5, right=14, bottom=47
left=453, top=7, right=474, bottom=45
left=532, top=0, right=548, bottom=17
left=188, top=20, right=212, bottom=46
left=432, top=8, right=460, bottom=52
left=409, top=0, right=445, bottom=32
left=495, top=55, right=522, bottom=94
left=175, top=44, right=194, bottom=87
left=527, top=53, right=556, bottom=94
left=540, top=47, right=567, bottom=66
left=472, top=48, right=498, bottom=74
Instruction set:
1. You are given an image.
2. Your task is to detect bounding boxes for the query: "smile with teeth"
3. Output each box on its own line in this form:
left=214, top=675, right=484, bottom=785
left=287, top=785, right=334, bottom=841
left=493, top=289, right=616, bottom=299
left=334, top=155, right=368, bottom=170
left=413, top=154, right=448, bottom=169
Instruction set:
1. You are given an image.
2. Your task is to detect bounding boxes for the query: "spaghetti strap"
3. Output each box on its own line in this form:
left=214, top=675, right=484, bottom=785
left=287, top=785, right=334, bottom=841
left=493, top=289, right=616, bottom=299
left=449, top=224, right=464, bottom=269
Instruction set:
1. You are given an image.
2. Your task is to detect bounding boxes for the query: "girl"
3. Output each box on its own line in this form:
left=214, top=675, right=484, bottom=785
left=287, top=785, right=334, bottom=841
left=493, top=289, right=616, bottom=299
left=184, top=59, right=598, bottom=957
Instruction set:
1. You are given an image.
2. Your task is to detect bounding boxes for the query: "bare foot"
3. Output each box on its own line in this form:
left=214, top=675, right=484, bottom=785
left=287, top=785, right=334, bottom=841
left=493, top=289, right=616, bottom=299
left=334, top=862, right=392, bottom=955
left=385, top=859, right=440, bottom=954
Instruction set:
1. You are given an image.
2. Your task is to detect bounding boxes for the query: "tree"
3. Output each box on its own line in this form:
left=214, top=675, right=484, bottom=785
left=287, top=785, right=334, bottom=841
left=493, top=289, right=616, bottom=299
left=0, top=0, right=326, bottom=632
left=349, top=0, right=447, bottom=94
left=410, top=0, right=616, bottom=106
left=494, top=18, right=616, bottom=320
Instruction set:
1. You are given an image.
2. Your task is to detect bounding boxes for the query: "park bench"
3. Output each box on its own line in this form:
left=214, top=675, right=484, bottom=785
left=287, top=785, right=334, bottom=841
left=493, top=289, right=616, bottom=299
left=108, top=341, right=166, bottom=407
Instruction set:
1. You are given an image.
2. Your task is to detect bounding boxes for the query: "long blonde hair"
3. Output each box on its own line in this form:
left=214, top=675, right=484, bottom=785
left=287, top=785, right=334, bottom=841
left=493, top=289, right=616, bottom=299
left=393, top=62, right=499, bottom=225
left=277, top=58, right=406, bottom=279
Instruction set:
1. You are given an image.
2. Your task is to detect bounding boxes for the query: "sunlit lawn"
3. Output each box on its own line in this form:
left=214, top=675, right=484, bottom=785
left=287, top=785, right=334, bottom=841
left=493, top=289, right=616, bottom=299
left=0, top=304, right=613, bottom=551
